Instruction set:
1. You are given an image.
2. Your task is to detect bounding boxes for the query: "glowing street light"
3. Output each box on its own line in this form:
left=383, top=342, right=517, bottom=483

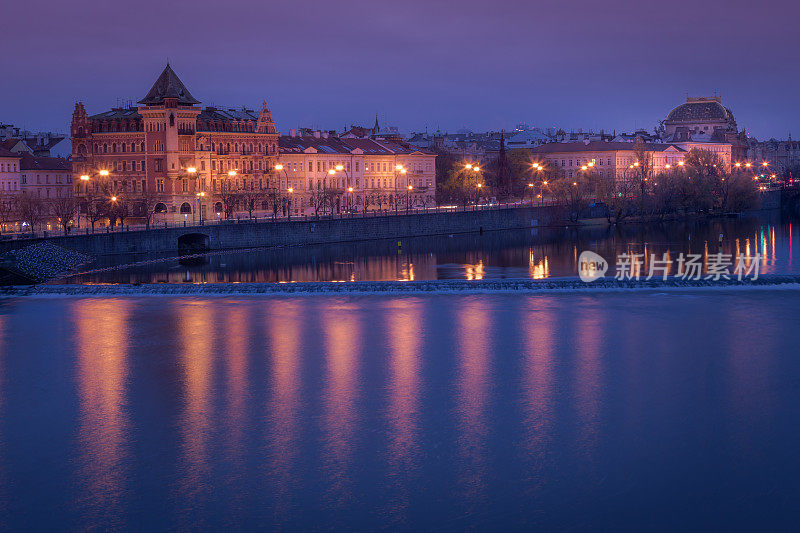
left=187, top=167, right=197, bottom=174
left=80, top=174, right=90, bottom=181
left=678, top=161, right=685, bottom=167
left=275, top=164, right=284, bottom=171
left=228, top=170, right=237, bottom=177
left=99, top=169, right=109, bottom=176
left=465, top=164, right=473, bottom=170
left=336, top=164, right=344, bottom=171
left=111, top=196, right=117, bottom=202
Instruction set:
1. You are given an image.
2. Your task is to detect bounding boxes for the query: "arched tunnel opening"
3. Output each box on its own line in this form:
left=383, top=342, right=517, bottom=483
left=177, top=233, right=210, bottom=254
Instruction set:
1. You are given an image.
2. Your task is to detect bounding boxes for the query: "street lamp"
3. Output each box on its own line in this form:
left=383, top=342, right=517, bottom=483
left=406, top=184, right=413, bottom=211
left=99, top=169, right=109, bottom=177
left=196, top=191, right=205, bottom=223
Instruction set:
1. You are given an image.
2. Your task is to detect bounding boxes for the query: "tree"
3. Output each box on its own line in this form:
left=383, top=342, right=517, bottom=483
left=595, top=171, right=636, bottom=223
left=49, top=196, right=79, bottom=235
left=683, top=148, right=722, bottom=213
left=16, top=193, right=47, bottom=233
left=135, top=187, right=166, bottom=229
left=239, top=186, right=265, bottom=219
left=0, top=192, right=17, bottom=233
left=630, top=137, right=655, bottom=214
left=549, top=174, right=592, bottom=222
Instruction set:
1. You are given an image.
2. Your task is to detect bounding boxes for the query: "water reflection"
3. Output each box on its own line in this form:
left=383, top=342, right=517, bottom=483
left=384, top=298, right=423, bottom=523
left=176, top=301, right=214, bottom=517
left=321, top=304, right=362, bottom=508
left=454, top=299, right=491, bottom=503
left=66, top=215, right=799, bottom=284
left=265, top=300, right=302, bottom=523
left=73, top=299, right=131, bottom=529
left=573, top=305, right=603, bottom=468
left=520, top=299, right=556, bottom=491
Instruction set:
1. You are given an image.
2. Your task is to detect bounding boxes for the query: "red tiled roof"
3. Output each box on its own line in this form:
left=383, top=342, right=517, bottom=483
left=19, top=152, right=71, bottom=171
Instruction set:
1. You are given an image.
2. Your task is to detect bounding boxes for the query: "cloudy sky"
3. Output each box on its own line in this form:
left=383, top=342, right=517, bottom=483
left=2, top=0, right=798, bottom=139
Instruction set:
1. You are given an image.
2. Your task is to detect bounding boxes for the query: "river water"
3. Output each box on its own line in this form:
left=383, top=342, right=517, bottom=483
left=64, top=214, right=799, bottom=284
left=0, top=290, right=798, bottom=529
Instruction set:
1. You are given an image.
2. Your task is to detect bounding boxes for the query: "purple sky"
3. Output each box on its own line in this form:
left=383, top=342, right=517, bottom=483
left=3, top=0, right=798, bottom=140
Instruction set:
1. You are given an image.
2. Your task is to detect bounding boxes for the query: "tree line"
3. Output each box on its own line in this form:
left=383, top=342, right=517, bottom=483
left=434, top=141, right=761, bottom=222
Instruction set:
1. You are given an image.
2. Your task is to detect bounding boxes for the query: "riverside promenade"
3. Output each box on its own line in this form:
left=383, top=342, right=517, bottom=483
left=0, top=204, right=571, bottom=256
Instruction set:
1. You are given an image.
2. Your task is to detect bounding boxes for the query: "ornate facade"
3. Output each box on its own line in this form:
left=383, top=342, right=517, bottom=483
left=71, top=64, right=279, bottom=222
left=71, top=65, right=436, bottom=221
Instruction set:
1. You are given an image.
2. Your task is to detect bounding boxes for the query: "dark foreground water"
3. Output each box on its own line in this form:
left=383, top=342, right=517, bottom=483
left=65, top=215, right=799, bottom=284
left=0, top=291, right=798, bottom=530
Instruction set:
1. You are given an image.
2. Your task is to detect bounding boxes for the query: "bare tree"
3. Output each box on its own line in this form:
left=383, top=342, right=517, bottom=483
left=0, top=192, right=17, bottom=233
left=631, top=137, right=655, bottom=214
left=49, top=196, right=79, bottom=235
left=16, top=193, right=47, bottom=233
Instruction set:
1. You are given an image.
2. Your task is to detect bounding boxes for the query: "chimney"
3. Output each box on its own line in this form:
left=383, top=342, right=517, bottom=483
left=314, top=130, right=321, bottom=138
left=289, top=129, right=296, bottom=137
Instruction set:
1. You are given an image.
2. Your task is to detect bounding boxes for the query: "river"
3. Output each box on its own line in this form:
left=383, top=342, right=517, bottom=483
left=0, top=290, right=798, bottom=529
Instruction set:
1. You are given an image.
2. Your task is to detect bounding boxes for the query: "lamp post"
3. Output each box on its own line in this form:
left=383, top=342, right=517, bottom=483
left=186, top=167, right=197, bottom=222
left=406, top=184, right=413, bottom=211
left=287, top=187, right=294, bottom=219
left=274, top=163, right=292, bottom=217
left=393, top=164, right=407, bottom=213
left=196, top=191, right=205, bottom=223
left=465, top=164, right=481, bottom=205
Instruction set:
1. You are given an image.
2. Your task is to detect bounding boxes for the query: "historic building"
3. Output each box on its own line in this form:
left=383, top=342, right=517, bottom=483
left=71, top=64, right=279, bottom=222
left=71, top=65, right=436, bottom=222
left=277, top=134, right=436, bottom=214
left=662, top=95, right=747, bottom=165
left=0, top=147, right=21, bottom=193
left=530, top=141, right=688, bottom=180
left=19, top=152, right=72, bottom=199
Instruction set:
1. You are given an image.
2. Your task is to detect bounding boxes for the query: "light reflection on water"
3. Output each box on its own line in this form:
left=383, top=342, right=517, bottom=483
left=73, top=299, right=131, bottom=530
left=64, top=216, right=799, bottom=284
left=0, top=292, right=798, bottom=529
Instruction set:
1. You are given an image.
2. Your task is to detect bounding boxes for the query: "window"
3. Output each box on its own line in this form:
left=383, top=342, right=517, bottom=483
left=182, top=179, right=188, bottom=192
left=156, top=178, right=164, bottom=192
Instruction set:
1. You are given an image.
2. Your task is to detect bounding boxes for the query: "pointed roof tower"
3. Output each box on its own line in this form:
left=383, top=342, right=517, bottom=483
left=138, top=63, right=200, bottom=105
left=256, top=101, right=278, bottom=134
left=372, top=114, right=380, bottom=135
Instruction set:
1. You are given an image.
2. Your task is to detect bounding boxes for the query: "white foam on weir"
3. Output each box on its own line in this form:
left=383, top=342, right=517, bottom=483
left=3, top=276, right=800, bottom=298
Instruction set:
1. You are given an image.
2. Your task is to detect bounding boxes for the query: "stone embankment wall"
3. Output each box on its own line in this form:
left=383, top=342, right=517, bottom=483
left=0, top=206, right=564, bottom=256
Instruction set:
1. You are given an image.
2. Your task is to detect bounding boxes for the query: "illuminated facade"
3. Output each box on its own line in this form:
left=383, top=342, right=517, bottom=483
left=530, top=142, right=690, bottom=179
left=71, top=65, right=436, bottom=221
left=70, top=64, right=279, bottom=221
left=277, top=135, right=436, bottom=215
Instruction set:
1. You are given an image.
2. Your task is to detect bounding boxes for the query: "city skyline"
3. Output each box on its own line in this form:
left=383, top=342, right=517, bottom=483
left=3, top=0, right=799, bottom=139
